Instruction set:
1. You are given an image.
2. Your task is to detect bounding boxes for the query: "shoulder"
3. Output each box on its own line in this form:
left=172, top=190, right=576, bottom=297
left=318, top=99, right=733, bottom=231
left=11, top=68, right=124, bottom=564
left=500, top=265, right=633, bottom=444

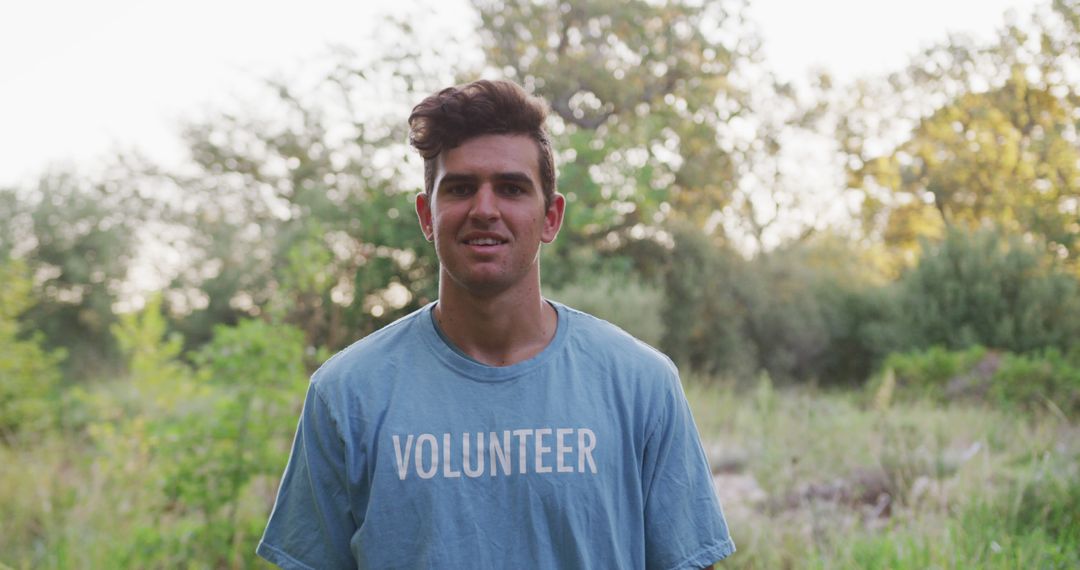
left=556, top=302, right=680, bottom=384
left=309, top=303, right=431, bottom=397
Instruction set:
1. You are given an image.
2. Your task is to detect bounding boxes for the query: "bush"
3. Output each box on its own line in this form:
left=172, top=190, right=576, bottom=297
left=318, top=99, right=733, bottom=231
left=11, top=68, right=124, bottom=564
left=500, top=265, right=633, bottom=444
left=0, top=259, right=65, bottom=440
left=812, top=282, right=905, bottom=386
left=990, top=348, right=1080, bottom=415
left=876, top=345, right=988, bottom=401
left=657, top=226, right=908, bottom=384
left=151, top=318, right=308, bottom=564
left=660, top=224, right=757, bottom=379
left=872, top=345, right=1080, bottom=416
left=743, top=241, right=904, bottom=385
left=893, top=227, right=1080, bottom=353
left=546, top=270, right=665, bottom=348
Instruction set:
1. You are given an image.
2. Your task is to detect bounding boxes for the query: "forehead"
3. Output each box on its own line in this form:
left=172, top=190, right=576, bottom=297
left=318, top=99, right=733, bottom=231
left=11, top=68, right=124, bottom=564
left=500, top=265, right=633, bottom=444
left=436, top=134, right=541, bottom=179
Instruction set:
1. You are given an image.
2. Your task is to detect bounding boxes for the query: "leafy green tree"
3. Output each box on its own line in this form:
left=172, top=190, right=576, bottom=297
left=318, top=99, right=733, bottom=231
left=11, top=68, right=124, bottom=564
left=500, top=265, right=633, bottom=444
left=838, top=0, right=1080, bottom=267
left=0, top=169, right=141, bottom=379
left=660, top=223, right=757, bottom=378
left=151, top=318, right=307, bottom=564
left=893, top=227, right=1080, bottom=352
left=0, top=260, right=65, bottom=440
left=140, top=71, right=441, bottom=353
left=107, top=296, right=196, bottom=402
left=853, top=73, right=1080, bottom=262
left=473, top=0, right=779, bottom=281
left=113, top=0, right=785, bottom=356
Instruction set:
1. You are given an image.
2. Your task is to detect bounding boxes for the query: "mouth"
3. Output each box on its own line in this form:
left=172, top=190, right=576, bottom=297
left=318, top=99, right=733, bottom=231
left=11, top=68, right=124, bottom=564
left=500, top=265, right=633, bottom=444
left=461, top=235, right=508, bottom=248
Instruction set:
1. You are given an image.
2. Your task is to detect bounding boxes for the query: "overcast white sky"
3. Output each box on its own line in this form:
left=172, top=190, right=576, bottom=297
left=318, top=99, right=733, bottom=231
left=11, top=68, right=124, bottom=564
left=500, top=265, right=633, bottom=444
left=0, top=0, right=1041, bottom=189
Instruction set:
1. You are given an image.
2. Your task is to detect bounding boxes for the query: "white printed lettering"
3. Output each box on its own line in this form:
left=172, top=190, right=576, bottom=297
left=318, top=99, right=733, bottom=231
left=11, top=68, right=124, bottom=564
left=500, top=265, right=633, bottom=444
left=442, top=433, right=462, bottom=478
left=579, top=428, right=597, bottom=474
left=463, top=432, right=485, bottom=477
left=556, top=428, right=574, bottom=473
left=392, top=428, right=597, bottom=479
left=513, top=429, right=532, bottom=475
left=490, top=431, right=511, bottom=476
left=393, top=434, right=414, bottom=481
left=535, top=428, right=553, bottom=473
left=416, top=433, right=438, bottom=479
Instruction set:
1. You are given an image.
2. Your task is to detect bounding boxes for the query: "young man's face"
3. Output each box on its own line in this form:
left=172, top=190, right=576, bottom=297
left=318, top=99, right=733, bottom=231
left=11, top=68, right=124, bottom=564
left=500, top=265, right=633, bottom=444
left=415, top=133, right=565, bottom=298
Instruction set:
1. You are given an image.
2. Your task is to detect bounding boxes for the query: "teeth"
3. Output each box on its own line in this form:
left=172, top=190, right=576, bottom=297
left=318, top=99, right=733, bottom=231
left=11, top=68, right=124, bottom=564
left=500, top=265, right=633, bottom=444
left=467, top=238, right=502, bottom=245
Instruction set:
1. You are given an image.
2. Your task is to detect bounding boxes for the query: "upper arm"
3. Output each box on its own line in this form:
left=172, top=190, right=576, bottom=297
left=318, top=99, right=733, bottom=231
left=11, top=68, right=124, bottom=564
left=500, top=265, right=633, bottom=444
left=257, top=384, right=358, bottom=569
left=641, top=369, right=735, bottom=569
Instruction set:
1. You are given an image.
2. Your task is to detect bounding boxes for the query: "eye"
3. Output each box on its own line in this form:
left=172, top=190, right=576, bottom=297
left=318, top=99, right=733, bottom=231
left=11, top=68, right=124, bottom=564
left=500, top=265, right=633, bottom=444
left=444, top=183, right=474, bottom=197
left=500, top=184, right=525, bottom=196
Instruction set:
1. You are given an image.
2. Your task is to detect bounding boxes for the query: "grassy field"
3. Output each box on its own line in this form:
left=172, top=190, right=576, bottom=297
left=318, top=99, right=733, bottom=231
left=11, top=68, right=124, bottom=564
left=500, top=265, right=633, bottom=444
left=687, top=376, right=1079, bottom=569
left=2, top=376, right=1077, bottom=569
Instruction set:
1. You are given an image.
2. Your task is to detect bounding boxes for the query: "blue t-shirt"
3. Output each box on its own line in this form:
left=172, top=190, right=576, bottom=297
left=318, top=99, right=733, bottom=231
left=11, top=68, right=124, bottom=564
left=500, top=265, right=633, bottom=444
left=257, top=301, right=734, bottom=569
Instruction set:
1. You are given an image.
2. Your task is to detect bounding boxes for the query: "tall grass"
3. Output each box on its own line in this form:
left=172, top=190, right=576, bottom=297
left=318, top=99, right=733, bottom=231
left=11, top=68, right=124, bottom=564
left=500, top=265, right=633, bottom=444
left=1, top=374, right=1075, bottom=568
left=687, top=375, right=1079, bottom=569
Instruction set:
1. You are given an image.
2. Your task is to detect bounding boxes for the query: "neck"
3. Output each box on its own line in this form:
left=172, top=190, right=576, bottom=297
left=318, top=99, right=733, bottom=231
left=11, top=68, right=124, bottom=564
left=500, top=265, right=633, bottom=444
left=434, top=277, right=556, bottom=367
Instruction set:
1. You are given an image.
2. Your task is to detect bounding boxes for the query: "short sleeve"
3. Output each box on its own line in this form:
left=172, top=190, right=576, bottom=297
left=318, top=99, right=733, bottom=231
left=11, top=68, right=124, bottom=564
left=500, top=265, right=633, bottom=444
left=641, top=371, right=735, bottom=569
left=257, top=383, right=358, bottom=570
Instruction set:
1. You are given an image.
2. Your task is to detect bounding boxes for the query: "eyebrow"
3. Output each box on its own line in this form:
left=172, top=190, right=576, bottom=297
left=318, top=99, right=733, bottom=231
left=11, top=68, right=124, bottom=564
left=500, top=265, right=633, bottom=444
left=438, top=172, right=536, bottom=190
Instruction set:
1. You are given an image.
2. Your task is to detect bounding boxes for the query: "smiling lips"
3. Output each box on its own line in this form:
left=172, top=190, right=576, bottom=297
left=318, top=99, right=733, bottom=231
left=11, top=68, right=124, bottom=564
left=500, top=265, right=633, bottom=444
left=462, top=234, right=508, bottom=247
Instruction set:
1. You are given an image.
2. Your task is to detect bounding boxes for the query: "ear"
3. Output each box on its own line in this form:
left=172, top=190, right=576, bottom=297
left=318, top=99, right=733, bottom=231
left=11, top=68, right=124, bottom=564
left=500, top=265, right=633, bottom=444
left=541, top=193, right=566, bottom=244
left=415, top=192, right=434, bottom=242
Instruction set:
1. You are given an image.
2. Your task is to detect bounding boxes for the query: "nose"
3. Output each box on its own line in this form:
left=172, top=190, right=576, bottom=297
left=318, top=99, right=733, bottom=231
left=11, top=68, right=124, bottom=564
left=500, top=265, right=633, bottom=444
left=468, top=183, right=500, bottom=221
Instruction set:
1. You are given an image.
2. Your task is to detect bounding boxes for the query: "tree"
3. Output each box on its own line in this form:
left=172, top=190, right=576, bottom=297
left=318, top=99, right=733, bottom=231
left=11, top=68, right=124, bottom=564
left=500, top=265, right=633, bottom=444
left=0, top=169, right=141, bottom=379
left=473, top=0, right=780, bottom=279
left=135, top=59, right=452, bottom=352
left=0, top=260, right=65, bottom=440
left=894, top=227, right=1080, bottom=353
left=838, top=0, right=1080, bottom=268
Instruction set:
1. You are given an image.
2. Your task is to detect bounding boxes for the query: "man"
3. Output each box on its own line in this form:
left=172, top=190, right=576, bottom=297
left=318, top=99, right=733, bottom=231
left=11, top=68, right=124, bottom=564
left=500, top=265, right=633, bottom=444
left=257, top=79, right=734, bottom=569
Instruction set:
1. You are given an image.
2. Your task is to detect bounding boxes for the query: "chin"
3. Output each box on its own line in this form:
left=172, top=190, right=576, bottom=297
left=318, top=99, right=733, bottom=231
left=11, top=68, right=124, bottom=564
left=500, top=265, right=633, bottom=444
left=445, top=271, right=515, bottom=297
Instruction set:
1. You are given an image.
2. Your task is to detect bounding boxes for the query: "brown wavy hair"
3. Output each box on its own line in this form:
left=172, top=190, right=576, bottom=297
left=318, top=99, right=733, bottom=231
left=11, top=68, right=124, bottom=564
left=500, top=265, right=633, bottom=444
left=408, top=79, right=556, bottom=208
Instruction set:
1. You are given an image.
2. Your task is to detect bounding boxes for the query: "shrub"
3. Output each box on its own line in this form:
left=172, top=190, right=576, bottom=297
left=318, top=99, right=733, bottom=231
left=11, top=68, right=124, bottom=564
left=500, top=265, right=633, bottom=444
left=893, top=227, right=1080, bottom=353
left=990, top=348, right=1080, bottom=415
left=0, top=259, right=65, bottom=441
left=546, top=270, right=665, bottom=347
left=747, top=242, right=904, bottom=385
left=812, top=282, right=906, bottom=386
left=660, top=226, right=902, bottom=384
left=872, top=345, right=1080, bottom=416
left=877, top=345, right=988, bottom=401
left=152, top=318, right=308, bottom=564
left=660, top=224, right=757, bottom=379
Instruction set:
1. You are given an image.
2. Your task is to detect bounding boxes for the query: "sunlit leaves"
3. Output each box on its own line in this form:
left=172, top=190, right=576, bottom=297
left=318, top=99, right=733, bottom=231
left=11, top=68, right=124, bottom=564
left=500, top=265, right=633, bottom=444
left=838, top=1, right=1080, bottom=270
left=0, top=260, right=65, bottom=441
left=471, top=0, right=772, bottom=279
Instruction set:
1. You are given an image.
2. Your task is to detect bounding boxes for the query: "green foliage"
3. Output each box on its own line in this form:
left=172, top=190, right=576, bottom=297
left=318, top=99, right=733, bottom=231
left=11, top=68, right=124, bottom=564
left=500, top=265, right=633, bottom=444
left=838, top=456, right=1080, bottom=569
left=0, top=260, right=65, bottom=440
left=471, top=0, right=796, bottom=286
left=660, top=224, right=756, bottom=378
left=546, top=269, right=665, bottom=347
left=0, top=171, right=140, bottom=380
left=1009, top=463, right=1080, bottom=547
left=738, top=242, right=903, bottom=385
left=661, top=227, right=901, bottom=384
left=812, top=281, right=904, bottom=386
left=874, top=343, right=1080, bottom=417
left=163, top=82, right=440, bottom=353
left=475, top=0, right=756, bottom=228
left=894, top=227, right=1080, bottom=352
left=837, top=1, right=1080, bottom=269
left=685, top=378, right=1080, bottom=570
left=111, top=295, right=189, bottom=391
left=64, top=299, right=309, bottom=567
left=877, top=345, right=988, bottom=401
left=151, top=318, right=307, bottom=564
left=990, top=348, right=1080, bottom=415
